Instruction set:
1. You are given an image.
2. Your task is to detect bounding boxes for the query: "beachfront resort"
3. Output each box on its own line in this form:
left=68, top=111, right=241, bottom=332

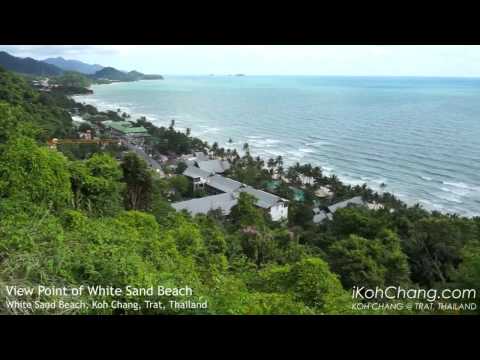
left=71, top=109, right=383, bottom=223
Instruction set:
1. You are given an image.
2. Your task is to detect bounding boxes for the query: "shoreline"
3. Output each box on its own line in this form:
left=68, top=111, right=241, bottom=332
left=71, top=88, right=479, bottom=219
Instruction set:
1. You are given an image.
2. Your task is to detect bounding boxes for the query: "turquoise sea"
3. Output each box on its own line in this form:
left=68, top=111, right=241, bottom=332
left=73, top=76, right=480, bottom=217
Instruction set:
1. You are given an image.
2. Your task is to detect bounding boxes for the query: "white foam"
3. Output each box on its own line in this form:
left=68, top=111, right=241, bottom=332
left=440, top=187, right=469, bottom=197
left=305, top=140, right=331, bottom=146
left=442, top=181, right=480, bottom=193
left=298, top=147, right=315, bottom=154
left=197, top=127, right=221, bottom=135
left=441, top=196, right=464, bottom=204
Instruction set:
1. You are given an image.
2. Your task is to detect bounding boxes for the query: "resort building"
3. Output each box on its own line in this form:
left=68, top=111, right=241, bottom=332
left=239, top=187, right=288, bottom=221
left=172, top=186, right=288, bottom=221
left=315, top=186, right=333, bottom=198
left=194, top=151, right=210, bottom=162
left=176, top=165, right=289, bottom=221
left=183, top=166, right=212, bottom=191
left=103, top=121, right=149, bottom=144
left=327, top=196, right=365, bottom=213
left=299, top=174, right=315, bottom=186
left=367, top=202, right=385, bottom=210
left=313, top=196, right=366, bottom=224
left=207, top=174, right=243, bottom=194
left=313, top=208, right=332, bottom=223
left=172, top=192, right=239, bottom=216
left=196, top=159, right=231, bottom=174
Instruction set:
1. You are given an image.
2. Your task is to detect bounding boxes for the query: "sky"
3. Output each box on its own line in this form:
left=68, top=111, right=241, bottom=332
left=1, top=45, right=480, bottom=77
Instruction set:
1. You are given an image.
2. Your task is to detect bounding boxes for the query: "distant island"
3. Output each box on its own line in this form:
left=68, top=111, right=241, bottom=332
left=92, top=67, right=164, bottom=83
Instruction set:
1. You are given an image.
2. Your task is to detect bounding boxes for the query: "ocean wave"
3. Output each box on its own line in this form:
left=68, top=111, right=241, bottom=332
left=336, top=174, right=368, bottom=187
left=440, top=187, right=469, bottom=197
left=262, top=149, right=287, bottom=158
left=418, top=199, right=447, bottom=211
left=442, top=181, right=479, bottom=191
left=304, top=140, right=331, bottom=147
left=298, top=147, right=315, bottom=154
left=197, top=127, right=221, bottom=135
left=435, top=193, right=464, bottom=204
left=248, top=138, right=282, bottom=149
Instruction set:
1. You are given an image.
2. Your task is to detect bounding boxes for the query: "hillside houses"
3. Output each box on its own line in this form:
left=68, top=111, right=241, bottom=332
left=173, top=164, right=289, bottom=221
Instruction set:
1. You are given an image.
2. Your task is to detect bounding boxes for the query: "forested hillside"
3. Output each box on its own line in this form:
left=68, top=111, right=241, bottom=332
left=0, top=51, right=63, bottom=76
left=43, top=57, right=104, bottom=75
left=0, top=67, right=478, bottom=315
left=0, top=66, right=73, bottom=140
left=92, top=67, right=163, bottom=82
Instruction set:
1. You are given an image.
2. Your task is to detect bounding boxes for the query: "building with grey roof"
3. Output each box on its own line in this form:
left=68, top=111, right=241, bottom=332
left=183, top=166, right=213, bottom=179
left=177, top=165, right=288, bottom=221
left=194, top=152, right=210, bottom=161
left=183, top=159, right=196, bottom=167
left=238, top=187, right=283, bottom=209
left=237, top=187, right=288, bottom=221
left=172, top=192, right=239, bottom=216
left=196, top=159, right=231, bottom=174
left=313, top=210, right=333, bottom=224
left=327, top=196, right=365, bottom=213
left=313, top=210, right=328, bottom=224
left=312, top=196, right=366, bottom=224
left=207, top=174, right=243, bottom=193
left=183, top=166, right=240, bottom=194
left=183, top=166, right=212, bottom=191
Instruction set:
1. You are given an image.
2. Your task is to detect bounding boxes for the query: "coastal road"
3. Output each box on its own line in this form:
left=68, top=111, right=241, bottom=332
left=123, top=141, right=166, bottom=177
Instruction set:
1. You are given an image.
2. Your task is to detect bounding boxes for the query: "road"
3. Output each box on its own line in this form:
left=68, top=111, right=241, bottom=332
left=123, top=141, right=165, bottom=177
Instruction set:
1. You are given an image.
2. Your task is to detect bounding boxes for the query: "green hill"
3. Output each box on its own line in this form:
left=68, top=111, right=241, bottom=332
left=92, top=67, right=133, bottom=81
left=0, top=51, right=63, bottom=76
left=0, top=66, right=73, bottom=140
left=92, top=67, right=163, bottom=82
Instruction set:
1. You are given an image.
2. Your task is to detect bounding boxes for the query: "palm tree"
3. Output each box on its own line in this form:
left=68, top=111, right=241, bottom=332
left=275, top=155, right=283, bottom=168
left=212, top=142, right=219, bottom=154
left=277, top=166, right=284, bottom=177
left=218, top=147, right=226, bottom=159
left=267, top=158, right=275, bottom=169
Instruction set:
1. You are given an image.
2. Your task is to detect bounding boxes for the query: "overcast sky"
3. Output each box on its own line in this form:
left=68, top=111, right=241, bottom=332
left=1, top=45, right=480, bottom=77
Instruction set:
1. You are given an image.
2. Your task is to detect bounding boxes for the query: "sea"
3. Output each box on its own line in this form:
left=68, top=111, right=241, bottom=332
left=73, top=76, right=480, bottom=217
